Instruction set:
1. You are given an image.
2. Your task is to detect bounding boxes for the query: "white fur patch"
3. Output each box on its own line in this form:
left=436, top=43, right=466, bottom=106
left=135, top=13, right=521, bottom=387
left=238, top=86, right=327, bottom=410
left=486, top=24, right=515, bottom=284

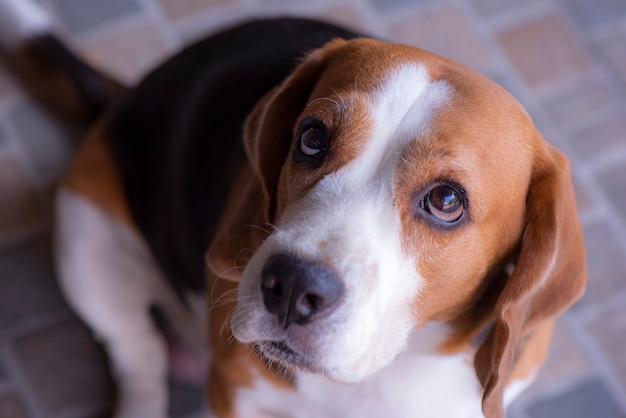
left=55, top=188, right=206, bottom=418
left=231, top=63, right=451, bottom=383
left=233, top=323, right=485, bottom=418
left=0, top=0, right=51, bottom=47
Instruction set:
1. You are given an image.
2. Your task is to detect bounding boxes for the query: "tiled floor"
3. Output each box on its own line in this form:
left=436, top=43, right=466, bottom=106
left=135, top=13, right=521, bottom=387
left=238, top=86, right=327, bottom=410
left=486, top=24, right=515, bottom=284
left=0, top=0, right=625, bottom=417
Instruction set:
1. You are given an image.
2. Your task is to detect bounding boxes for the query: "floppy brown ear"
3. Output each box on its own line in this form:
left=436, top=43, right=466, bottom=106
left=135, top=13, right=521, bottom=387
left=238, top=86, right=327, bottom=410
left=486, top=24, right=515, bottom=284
left=205, top=39, right=347, bottom=281
left=243, top=38, right=347, bottom=221
left=474, top=143, right=586, bottom=418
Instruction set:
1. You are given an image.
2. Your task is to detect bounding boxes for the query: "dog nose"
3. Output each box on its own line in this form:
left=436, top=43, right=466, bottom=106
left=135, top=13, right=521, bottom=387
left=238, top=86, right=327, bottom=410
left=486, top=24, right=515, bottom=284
left=261, top=253, right=344, bottom=328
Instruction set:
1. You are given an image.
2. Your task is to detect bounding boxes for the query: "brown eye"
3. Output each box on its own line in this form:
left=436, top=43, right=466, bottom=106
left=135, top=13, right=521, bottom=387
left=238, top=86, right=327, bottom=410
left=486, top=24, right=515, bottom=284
left=421, top=185, right=464, bottom=223
left=299, top=125, right=326, bottom=157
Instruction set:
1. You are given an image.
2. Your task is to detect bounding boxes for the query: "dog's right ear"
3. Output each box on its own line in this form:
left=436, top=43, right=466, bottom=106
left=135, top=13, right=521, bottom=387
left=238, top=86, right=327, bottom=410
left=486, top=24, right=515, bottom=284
left=205, top=39, right=347, bottom=281
left=243, top=38, right=348, bottom=221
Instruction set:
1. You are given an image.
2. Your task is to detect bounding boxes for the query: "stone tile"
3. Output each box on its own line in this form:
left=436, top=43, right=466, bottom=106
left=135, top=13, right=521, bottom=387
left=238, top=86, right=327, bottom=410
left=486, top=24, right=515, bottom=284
left=12, top=318, right=114, bottom=417
left=594, top=29, right=626, bottom=87
left=589, top=303, right=626, bottom=391
left=506, top=407, right=527, bottom=418
left=8, top=101, right=74, bottom=187
left=315, top=5, right=369, bottom=33
left=0, top=158, right=44, bottom=248
left=388, top=7, right=492, bottom=72
left=0, top=63, right=17, bottom=99
left=169, top=378, right=204, bottom=417
left=370, top=0, right=433, bottom=12
left=597, top=163, right=626, bottom=228
left=0, top=356, right=7, bottom=381
left=49, top=0, right=143, bottom=34
left=0, top=392, right=30, bottom=418
left=566, top=0, right=626, bottom=30
left=79, top=23, right=171, bottom=85
left=542, top=79, right=619, bottom=129
left=517, top=320, right=592, bottom=399
left=496, top=15, right=596, bottom=90
left=0, top=235, right=66, bottom=334
left=573, top=221, right=626, bottom=311
left=0, top=125, right=6, bottom=148
left=158, top=0, right=240, bottom=20
left=526, top=378, right=624, bottom=418
left=471, top=0, right=543, bottom=17
left=568, top=114, right=626, bottom=161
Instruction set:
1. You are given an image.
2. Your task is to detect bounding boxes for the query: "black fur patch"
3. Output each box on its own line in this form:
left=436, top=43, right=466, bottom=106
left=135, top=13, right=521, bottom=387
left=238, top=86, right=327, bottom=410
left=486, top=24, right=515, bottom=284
left=105, top=18, right=363, bottom=299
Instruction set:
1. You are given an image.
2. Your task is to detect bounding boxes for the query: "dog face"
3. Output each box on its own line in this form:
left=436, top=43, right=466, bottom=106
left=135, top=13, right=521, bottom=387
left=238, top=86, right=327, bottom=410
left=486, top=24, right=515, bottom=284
left=220, top=38, right=585, bottom=415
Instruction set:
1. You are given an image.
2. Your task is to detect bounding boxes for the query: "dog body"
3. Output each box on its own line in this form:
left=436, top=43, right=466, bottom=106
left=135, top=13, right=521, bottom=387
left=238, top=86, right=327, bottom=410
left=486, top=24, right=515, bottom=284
left=0, top=2, right=585, bottom=417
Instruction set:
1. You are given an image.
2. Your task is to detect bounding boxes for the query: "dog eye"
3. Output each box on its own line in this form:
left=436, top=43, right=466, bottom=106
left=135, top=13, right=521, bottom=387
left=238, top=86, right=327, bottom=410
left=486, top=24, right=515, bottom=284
left=299, top=125, right=327, bottom=157
left=421, top=185, right=464, bottom=223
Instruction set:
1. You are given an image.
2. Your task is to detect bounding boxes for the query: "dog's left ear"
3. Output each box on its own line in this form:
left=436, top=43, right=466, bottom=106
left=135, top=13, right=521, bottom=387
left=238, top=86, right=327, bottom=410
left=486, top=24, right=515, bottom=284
left=243, top=38, right=347, bottom=221
left=474, top=142, right=586, bottom=418
left=205, top=39, right=348, bottom=281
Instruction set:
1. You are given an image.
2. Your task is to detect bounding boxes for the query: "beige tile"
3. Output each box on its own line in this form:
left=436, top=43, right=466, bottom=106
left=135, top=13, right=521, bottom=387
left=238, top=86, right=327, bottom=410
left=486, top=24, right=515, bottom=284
left=542, top=79, right=619, bottom=128
left=471, top=0, right=543, bottom=17
left=595, top=28, right=626, bottom=84
left=388, top=7, right=492, bottom=72
left=568, top=114, right=626, bottom=161
left=496, top=15, right=596, bottom=89
left=158, top=0, right=241, bottom=20
left=79, top=23, right=171, bottom=85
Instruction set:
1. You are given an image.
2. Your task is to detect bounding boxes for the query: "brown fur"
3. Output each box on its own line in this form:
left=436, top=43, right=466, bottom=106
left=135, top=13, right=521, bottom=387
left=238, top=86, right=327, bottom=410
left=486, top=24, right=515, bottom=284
left=63, top=122, right=133, bottom=226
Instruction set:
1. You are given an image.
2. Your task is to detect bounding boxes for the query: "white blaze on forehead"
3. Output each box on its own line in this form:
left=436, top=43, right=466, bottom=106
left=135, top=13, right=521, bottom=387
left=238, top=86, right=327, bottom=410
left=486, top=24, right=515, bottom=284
left=342, top=63, right=451, bottom=190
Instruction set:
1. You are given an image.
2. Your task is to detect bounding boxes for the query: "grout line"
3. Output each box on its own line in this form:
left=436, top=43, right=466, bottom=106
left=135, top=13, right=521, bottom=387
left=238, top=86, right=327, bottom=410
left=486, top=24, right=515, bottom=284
left=0, top=96, right=48, bottom=189
left=585, top=143, right=626, bottom=174
left=171, top=3, right=252, bottom=43
left=577, top=292, right=626, bottom=325
left=69, top=13, right=159, bottom=47
left=134, top=0, right=183, bottom=50
left=562, top=314, right=626, bottom=414
left=478, top=1, right=561, bottom=32
left=0, top=308, right=73, bottom=344
left=1, top=345, right=45, bottom=418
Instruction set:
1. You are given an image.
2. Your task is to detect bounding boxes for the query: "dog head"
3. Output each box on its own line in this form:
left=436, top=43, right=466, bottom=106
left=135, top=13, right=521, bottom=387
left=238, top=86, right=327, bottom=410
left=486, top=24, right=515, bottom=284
left=210, top=38, right=585, bottom=416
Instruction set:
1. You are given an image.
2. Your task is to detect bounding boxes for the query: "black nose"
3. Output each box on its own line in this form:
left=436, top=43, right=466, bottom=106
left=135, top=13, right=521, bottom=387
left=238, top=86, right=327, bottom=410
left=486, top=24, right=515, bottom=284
left=261, top=253, right=344, bottom=329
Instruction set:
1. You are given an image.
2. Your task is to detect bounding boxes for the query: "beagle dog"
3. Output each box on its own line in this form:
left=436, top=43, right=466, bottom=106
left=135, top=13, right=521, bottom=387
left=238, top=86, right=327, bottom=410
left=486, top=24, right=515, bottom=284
left=0, top=1, right=586, bottom=417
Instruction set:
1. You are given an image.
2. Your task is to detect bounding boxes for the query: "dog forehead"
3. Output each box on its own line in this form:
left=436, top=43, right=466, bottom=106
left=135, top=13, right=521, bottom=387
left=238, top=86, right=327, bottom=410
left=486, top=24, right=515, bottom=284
left=310, top=39, right=532, bottom=147
left=284, top=38, right=537, bottom=217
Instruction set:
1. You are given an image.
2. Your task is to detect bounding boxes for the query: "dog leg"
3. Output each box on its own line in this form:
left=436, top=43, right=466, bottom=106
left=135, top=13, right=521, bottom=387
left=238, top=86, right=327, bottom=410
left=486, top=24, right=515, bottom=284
left=55, top=188, right=171, bottom=418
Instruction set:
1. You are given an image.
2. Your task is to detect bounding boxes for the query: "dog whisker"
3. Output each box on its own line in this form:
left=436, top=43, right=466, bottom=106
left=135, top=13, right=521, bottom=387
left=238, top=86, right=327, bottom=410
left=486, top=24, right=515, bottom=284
left=244, top=224, right=272, bottom=235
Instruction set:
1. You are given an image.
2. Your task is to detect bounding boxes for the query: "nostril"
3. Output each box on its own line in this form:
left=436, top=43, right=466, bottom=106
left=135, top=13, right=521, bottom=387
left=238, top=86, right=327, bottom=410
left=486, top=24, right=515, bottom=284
left=295, top=293, right=320, bottom=319
left=261, top=273, right=281, bottom=294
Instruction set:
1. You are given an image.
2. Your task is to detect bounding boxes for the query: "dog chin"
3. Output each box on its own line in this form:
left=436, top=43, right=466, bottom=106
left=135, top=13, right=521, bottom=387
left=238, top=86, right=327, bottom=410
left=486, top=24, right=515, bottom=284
left=256, top=340, right=388, bottom=385
left=256, top=341, right=320, bottom=374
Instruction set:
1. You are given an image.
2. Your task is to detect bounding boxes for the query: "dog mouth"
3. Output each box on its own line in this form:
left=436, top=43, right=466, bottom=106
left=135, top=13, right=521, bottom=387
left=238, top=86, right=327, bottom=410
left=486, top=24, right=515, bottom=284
left=257, top=341, right=317, bottom=372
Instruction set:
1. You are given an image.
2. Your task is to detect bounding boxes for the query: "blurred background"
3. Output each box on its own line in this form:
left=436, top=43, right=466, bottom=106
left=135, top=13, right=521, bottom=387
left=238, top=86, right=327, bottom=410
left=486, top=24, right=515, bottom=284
left=0, top=0, right=625, bottom=417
